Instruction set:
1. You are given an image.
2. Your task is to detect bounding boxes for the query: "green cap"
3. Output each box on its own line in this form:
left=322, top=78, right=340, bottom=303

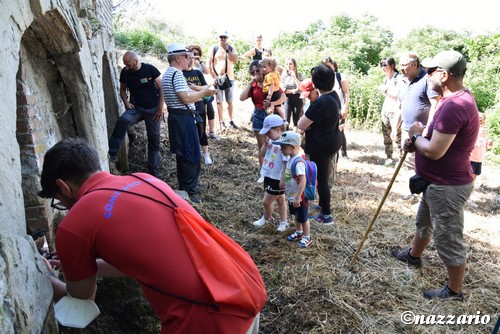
left=421, top=50, right=466, bottom=75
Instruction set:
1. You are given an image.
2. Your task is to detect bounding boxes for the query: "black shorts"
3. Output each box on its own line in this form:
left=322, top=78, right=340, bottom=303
left=471, top=161, right=482, bottom=176
left=264, top=177, right=285, bottom=196
left=288, top=201, right=308, bottom=223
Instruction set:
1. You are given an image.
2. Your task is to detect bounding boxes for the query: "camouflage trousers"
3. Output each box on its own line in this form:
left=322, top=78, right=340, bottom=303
left=381, top=111, right=401, bottom=159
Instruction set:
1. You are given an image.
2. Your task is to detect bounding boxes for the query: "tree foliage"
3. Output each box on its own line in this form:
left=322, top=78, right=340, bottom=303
left=112, top=10, right=500, bottom=159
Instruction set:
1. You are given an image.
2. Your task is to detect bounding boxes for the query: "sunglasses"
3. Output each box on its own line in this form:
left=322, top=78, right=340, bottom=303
left=219, top=36, right=228, bottom=39
left=250, top=69, right=261, bottom=75
left=381, top=64, right=387, bottom=67
left=193, top=52, right=200, bottom=56
left=427, top=67, right=443, bottom=75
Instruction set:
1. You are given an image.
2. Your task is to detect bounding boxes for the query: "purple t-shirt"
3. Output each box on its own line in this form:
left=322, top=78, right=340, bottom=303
left=416, top=90, right=479, bottom=185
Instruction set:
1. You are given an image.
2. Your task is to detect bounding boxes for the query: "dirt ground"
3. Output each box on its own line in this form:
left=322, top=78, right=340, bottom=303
left=73, top=52, right=499, bottom=333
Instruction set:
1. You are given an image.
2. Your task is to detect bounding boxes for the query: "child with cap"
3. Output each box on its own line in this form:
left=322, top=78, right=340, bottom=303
left=253, top=114, right=289, bottom=231
left=274, top=131, right=312, bottom=248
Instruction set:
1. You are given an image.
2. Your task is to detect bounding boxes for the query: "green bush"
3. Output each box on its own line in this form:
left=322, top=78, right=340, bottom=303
left=115, top=29, right=166, bottom=56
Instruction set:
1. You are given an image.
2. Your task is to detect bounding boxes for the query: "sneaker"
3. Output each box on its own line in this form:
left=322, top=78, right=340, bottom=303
left=208, top=131, right=221, bottom=140
left=203, top=153, right=213, bottom=165
left=229, top=121, right=238, bottom=129
left=287, top=231, right=303, bottom=241
left=423, top=284, right=464, bottom=301
left=384, top=158, right=395, bottom=167
left=298, top=237, right=312, bottom=248
left=253, top=216, right=272, bottom=228
left=310, top=213, right=334, bottom=226
left=189, top=194, right=202, bottom=204
left=257, top=175, right=264, bottom=183
left=391, top=247, right=422, bottom=267
left=220, top=122, right=227, bottom=131
left=276, top=221, right=289, bottom=232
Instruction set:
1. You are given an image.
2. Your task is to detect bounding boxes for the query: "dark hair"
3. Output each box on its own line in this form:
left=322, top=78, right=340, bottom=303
left=38, top=137, right=101, bottom=198
left=322, top=56, right=338, bottom=72
left=249, top=60, right=261, bottom=71
left=311, top=64, right=335, bottom=91
left=380, top=57, right=399, bottom=73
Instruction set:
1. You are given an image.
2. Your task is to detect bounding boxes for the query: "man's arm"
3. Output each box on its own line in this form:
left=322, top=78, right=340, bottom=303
left=177, top=87, right=216, bottom=105
left=226, top=46, right=238, bottom=64
left=423, top=96, right=440, bottom=135
left=153, top=76, right=164, bottom=121
left=207, top=46, right=217, bottom=78
left=120, top=82, right=134, bottom=110
left=408, top=122, right=456, bottom=160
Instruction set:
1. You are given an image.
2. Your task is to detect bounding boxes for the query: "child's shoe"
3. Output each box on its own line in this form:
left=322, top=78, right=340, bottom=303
left=298, top=237, right=312, bottom=248
left=287, top=231, right=303, bottom=241
left=253, top=216, right=272, bottom=228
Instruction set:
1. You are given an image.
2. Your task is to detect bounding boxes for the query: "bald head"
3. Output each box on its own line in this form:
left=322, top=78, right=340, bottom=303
left=123, top=51, right=140, bottom=71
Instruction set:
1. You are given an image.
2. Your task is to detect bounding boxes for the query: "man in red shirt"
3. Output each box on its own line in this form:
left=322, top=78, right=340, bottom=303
left=392, top=51, right=479, bottom=300
left=39, top=138, right=264, bottom=333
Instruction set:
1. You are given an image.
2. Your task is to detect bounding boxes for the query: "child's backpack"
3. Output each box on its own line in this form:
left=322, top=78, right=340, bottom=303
left=291, top=156, right=317, bottom=200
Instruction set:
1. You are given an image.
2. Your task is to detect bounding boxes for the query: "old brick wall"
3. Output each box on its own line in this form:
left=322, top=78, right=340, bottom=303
left=0, top=0, right=121, bottom=332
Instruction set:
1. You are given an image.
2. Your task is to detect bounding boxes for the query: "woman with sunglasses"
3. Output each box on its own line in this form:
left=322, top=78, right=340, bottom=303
left=240, top=60, right=286, bottom=170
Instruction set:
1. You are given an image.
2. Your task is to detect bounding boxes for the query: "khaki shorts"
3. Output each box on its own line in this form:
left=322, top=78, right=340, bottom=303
left=415, top=182, right=473, bottom=267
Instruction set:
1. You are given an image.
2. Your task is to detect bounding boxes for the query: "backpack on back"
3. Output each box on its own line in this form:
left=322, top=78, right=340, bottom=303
left=291, top=156, right=318, bottom=201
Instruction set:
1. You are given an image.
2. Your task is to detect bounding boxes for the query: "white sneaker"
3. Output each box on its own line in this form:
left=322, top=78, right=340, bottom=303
left=253, top=216, right=272, bottom=228
left=276, top=221, right=290, bottom=232
left=203, top=153, right=213, bottom=165
left=257, top=175, right=264, bottom=183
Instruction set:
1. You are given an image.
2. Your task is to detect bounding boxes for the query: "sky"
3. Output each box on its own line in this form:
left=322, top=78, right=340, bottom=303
left=145, top=0, right=498, bottom=44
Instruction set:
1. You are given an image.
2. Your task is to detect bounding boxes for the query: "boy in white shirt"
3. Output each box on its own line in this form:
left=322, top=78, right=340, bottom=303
left=253, top=114, right=289, bottom=231
left=274, top=131, right=312, bottom=248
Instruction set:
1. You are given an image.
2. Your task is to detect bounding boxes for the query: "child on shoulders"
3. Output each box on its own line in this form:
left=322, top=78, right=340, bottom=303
left=274, top=131, right=312, bottom=248
left=253, top=115, right=289, bottom=231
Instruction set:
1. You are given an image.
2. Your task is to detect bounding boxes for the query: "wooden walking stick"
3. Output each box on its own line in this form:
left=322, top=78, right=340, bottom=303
left=350, top=151, right=408, bottom=266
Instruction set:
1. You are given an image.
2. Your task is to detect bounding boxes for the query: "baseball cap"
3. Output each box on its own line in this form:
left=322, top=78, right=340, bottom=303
left=300, top=79, right=314, bottom=98
left=259, top=114, right=284, bottom=134
left=272, top=131, right=301, bottom=147
left=218, top=30, right=229, bottom=38
left=167, top=43, right=189, bottom=54
left=421, top=50, right=466, bottom=75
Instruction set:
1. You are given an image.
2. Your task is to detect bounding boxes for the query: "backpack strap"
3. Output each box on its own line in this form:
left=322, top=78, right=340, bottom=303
left=83, top=174, right=220, bottom=311
left=212, top=44, right=228, bottom=76
left=336, top=72, right=343, bottom=93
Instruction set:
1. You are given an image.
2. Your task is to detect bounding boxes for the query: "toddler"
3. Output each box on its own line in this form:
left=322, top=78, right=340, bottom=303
left=260, top=57, right=286, bottom=121
left=253, top=114, right=289, bottom=231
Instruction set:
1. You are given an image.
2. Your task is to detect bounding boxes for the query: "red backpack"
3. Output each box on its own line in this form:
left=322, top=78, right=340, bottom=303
left=91, top=174, right=267, bottom=318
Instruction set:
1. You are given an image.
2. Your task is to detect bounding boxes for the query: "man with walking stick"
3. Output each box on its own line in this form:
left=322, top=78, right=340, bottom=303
left=391, top=51, right=479, bottom=300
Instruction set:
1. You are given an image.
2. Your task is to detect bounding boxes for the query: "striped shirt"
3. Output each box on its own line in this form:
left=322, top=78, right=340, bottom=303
left=161, top=67, right=195, bottom=110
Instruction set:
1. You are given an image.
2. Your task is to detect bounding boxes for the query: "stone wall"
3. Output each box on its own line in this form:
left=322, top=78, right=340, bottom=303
left=0, top=0, right=121, bottom=332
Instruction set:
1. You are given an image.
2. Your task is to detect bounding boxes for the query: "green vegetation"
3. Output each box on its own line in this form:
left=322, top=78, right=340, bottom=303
left=113, top=14, right=499, bottom=162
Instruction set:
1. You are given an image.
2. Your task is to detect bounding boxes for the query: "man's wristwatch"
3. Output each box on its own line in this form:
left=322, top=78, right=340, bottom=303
left=411, top=133, right=422, bottom=143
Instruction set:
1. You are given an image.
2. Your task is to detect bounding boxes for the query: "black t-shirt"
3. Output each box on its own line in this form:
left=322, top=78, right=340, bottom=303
left=120, top=63, right=161, bottom=109
left=182, top=68, right=208, bottom=115
left=304, top=91, right=342, bottom=156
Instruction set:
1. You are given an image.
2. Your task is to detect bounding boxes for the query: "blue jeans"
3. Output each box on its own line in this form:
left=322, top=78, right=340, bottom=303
left=108, top=106, right=161, bottom=173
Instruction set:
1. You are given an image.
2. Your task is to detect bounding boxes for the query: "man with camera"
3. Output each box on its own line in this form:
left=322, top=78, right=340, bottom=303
left=208, top=30, right=239, bottom=130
